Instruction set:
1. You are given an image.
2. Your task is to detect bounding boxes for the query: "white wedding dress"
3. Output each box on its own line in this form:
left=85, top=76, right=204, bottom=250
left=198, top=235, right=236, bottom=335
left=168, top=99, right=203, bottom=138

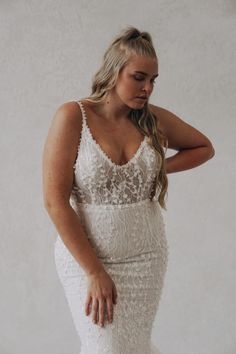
left=54, top=100, right=169, bottom=353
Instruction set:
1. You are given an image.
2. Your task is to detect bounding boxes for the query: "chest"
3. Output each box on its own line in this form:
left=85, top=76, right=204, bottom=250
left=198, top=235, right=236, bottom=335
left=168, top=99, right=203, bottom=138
left=85, top=116, right=147, bottom=167
left=72, top=129, right=159, bottom=205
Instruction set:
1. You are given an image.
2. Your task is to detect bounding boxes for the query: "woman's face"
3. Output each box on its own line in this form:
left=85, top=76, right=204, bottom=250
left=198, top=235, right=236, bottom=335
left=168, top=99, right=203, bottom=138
left=114, top=54, right=159, bottom=108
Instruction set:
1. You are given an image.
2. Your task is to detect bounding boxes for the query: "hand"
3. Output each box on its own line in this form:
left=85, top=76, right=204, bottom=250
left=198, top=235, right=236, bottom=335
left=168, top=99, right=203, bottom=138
left=85, top=269, right=118, bottom=327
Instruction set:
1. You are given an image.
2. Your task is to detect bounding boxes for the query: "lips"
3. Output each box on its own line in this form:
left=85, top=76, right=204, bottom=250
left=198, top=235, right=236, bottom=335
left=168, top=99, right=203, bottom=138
left=137, top=96, right=148, bottom=99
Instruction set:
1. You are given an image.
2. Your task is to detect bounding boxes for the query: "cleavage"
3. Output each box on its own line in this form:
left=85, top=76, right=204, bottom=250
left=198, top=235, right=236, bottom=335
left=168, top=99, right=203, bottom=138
left=89, top=121, right=144, bottom=166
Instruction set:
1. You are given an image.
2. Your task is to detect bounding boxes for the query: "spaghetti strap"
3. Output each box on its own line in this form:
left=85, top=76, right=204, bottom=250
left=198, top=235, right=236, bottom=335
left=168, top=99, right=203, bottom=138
left=75, top=100, right=86, bottom=125
left=71, top=101, right=86, bottom=170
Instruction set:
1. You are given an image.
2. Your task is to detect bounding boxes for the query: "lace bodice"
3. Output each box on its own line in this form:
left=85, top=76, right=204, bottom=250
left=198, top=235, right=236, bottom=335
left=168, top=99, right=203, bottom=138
left=70, top=100, right=161, bottom=206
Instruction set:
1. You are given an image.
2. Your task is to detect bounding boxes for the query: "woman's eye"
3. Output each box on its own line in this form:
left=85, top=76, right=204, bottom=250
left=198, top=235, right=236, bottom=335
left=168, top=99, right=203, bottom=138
left=134, top=76, right=144, bottom=81
left=134, top=76, right=156, bottom=84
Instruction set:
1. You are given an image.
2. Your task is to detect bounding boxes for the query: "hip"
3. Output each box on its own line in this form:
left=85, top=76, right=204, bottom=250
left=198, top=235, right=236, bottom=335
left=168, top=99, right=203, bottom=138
left=71, top=198, right=168, bottom=261
left=54, top=198, right=168, bottom=273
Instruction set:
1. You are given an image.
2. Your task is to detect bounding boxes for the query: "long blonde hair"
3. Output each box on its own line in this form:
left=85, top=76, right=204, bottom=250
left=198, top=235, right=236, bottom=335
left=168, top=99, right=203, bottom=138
left=81, top=26, right=169, bottom=210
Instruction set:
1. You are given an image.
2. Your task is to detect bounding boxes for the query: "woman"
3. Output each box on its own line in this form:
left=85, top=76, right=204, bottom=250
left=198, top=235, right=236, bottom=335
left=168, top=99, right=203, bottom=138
left=42, top=26, right=215, bottom=353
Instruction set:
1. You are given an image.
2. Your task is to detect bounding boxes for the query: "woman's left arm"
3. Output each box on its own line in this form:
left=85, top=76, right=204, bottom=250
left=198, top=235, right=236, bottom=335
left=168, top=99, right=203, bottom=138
left=149, top=104, right=215, bottom=174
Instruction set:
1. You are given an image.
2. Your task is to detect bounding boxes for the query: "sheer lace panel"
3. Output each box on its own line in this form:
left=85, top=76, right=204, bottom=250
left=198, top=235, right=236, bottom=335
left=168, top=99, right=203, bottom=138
left=70, top=100, right=161, bottom=206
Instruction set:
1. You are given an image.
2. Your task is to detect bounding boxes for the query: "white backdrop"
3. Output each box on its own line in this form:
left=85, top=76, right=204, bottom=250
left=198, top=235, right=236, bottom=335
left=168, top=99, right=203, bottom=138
left=0, top=1, right=235, bottom=353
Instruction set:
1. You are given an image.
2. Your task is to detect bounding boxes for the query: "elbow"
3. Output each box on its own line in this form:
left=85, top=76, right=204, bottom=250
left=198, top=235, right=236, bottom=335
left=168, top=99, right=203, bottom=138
left=44, top=199, right=53, bottom=211
left=211, top=147, right=215, bottom=158
left=43, top=199, right=56, bottom=214
left=43, top=195, right=56, bottom=211
left=206, top=143, right=215, bottom=159
left=43, top=197, right=70, bottom=213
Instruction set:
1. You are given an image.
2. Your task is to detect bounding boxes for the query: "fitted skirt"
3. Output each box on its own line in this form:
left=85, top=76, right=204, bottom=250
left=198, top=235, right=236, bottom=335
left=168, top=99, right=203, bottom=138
left=54, top=197, right=169, bottom=354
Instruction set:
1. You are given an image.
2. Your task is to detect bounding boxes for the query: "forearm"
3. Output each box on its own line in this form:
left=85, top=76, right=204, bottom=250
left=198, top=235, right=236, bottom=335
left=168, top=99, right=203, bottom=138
left=165, top=145, right=215, bottom=174
left=45, top=201, right=105, bottom=277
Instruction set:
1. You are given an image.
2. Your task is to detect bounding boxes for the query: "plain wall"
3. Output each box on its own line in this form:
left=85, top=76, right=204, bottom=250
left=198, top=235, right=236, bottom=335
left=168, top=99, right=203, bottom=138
left=0, top=0, right=235, bottom=353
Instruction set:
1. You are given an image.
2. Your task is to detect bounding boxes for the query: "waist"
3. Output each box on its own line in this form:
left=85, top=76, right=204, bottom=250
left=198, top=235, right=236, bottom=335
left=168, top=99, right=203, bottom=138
left=74, top=197, right=159, bottom=210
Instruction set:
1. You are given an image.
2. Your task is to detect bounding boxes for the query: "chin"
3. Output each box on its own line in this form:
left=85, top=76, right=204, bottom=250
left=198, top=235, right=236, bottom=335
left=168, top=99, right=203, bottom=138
left=134, top=100, right=147, bottom=108
left=127, top=100, right=147, bottom=110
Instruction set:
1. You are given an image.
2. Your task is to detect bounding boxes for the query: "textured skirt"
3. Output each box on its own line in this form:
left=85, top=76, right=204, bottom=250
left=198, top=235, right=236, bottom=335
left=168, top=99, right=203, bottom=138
left=54, top=198, right=169, bottom=354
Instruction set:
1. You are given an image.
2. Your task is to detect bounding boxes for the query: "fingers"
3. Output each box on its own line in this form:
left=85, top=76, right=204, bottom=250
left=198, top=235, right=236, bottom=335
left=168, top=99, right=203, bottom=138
left=106, top=296, right=113, bottom=323
left=98, top=298, right=105, bottom=327
left=91, top=297, right=105, bottom=327
left=84, top=294, right=92, bottom=316
left=87, top=295, right=114, bottom=327
left=92, top=298, right=99, bottom=324
left=113, top=283, right=118, bottom=305
left=84, top=275, right=118, bottom=327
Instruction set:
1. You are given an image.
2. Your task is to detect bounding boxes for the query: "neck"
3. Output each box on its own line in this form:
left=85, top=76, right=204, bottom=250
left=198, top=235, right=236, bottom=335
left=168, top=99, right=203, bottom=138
left=97, top=93, right=132, bottom=122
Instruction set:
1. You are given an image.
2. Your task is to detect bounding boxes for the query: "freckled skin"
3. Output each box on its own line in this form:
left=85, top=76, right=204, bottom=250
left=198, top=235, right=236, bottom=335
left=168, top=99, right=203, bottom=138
left=92, top=54, right=159, bottom=123
left=113, top=54, right=158, bottom=109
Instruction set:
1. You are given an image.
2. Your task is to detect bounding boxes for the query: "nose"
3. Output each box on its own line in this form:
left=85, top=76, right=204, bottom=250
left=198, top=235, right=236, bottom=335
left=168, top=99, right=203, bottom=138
left=142, top=80, right=153, bottom=96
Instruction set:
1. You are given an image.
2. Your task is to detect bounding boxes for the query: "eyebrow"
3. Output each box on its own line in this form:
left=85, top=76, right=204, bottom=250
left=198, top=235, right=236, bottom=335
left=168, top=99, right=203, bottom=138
left=134, top=71, right=159, bottom=78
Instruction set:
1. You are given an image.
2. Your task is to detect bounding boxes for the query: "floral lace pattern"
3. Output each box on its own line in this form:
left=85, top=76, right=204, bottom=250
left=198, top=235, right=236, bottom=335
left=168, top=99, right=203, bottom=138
left=54, top=100, right=169, bottom=353
left=70, top=100, right=161, bottom=207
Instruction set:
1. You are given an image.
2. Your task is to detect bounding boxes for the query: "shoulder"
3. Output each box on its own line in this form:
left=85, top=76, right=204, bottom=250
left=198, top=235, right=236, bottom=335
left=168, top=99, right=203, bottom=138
left=148, top=103, right=167, bottom=135
left=47, top=100, right=84, bottom=142
left=148, top=102, right=184, bottom=135
left=53, top=100, right=83, bottom=127
left=148, top=102, right=214, bottom=151
left=43, top=101, right=84, bottom=167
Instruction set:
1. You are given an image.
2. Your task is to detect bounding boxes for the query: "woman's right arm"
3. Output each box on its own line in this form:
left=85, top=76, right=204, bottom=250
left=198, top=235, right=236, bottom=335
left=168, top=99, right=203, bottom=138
left=42, top=102, right=117, bottom=327
left=42, top=101, right=105, bottom=277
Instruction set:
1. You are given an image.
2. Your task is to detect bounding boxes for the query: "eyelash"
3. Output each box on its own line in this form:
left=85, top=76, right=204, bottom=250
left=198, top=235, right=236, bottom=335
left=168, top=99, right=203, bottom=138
left=134, top=76, right=156, bottom=84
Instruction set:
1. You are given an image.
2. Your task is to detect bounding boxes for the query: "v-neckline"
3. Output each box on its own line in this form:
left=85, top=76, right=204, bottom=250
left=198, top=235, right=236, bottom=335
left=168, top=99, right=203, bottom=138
left=78, top=100, right=147, bottom=169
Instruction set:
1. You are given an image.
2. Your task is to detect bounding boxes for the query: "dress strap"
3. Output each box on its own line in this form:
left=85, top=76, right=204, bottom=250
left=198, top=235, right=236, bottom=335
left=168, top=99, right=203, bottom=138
left=76, top=100, right=87, bottom=125
left=71, top=101, right=87, bottom=170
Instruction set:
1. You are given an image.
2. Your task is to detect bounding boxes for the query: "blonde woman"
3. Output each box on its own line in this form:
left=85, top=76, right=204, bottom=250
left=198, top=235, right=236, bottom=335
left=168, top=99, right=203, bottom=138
left=42, top=26, right=215, bottom=353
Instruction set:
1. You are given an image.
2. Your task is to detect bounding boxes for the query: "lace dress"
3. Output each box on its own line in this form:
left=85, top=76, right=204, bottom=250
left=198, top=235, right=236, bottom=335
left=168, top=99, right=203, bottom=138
left=54, top=100, right=169, bottom=354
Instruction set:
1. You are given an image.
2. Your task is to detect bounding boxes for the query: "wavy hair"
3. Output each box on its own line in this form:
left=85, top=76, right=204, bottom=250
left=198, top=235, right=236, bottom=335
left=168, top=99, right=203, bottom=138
left=81, top=26, right=169, bottom=210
